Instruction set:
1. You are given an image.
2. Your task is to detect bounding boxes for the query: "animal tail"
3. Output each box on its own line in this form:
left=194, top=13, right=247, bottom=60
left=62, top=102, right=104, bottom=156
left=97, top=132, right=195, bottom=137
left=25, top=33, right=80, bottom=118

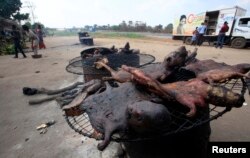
left=208, top=85, right=245, bottom=108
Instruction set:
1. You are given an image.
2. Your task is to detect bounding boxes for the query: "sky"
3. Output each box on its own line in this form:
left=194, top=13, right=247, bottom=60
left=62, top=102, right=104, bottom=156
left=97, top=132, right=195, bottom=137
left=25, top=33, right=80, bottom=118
left=20, top=0, right=250, bottom=28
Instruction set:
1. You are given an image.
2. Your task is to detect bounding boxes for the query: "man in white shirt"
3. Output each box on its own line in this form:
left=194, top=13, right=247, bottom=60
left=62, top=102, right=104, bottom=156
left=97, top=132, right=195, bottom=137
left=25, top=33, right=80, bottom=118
left=197, top=22, right=207, bottom=46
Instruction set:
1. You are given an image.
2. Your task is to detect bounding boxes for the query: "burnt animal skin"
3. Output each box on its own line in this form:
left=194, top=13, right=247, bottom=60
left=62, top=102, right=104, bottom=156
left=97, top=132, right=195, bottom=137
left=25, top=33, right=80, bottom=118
left=184, top=59, right=230, bottom=75
left=197, top=68, right=250, bottom=84
left=122, top=65, right=244, bottom=117
left=127, top=100, right=171, bottom=135
left=232, top=63, right=250, bottom=74
left=185, top=60, right=250, bottom=84
left=80, top=82, right=152, bottom=151
left=185, top=60, right=250, bottom=76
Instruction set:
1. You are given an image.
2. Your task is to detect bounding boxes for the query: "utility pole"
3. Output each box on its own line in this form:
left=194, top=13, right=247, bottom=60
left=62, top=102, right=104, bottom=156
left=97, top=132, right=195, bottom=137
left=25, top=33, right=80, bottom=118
left=22, top=1, right=36, bottom=24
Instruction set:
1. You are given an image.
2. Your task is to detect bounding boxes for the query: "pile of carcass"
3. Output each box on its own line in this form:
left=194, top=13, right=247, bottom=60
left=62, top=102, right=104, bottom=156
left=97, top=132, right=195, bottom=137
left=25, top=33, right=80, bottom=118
left=63, top=46, right=250, bottom=151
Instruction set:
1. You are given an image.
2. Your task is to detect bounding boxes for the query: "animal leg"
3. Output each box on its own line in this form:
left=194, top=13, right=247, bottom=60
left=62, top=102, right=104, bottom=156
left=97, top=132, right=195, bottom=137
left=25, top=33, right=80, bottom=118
left=185, top=48, right=198, bottom=65
left=185, top=102, right=197, bottom=117
left=97, top=127, right=113, bottom=151
left=95, top=61, right=116, bottom=74
left=235, top=72, right=250, bottom=79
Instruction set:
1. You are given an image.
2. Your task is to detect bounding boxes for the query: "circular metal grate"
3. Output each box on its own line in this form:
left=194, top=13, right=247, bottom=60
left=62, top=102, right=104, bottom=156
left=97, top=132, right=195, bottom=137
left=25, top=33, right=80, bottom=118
left=66, top=53, right=155, bottom=75
left=65, top=78, right=247, bottom=142
left=66, top=45, right=155, bottom=76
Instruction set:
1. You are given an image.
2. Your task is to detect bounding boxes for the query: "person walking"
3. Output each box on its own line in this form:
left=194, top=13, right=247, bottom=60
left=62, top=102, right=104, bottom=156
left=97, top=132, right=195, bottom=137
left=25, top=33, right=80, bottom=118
left=36, top=24, right=46, bottom=49
left=215, top=21, right=229, bottom=49
left=22, top=25, right=39, bottom=56
left=11, top=25, right=27, bottom=58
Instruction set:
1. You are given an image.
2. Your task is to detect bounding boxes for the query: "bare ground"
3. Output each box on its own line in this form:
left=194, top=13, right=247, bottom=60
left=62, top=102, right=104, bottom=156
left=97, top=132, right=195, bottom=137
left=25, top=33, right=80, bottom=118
left=0, top=36, right=249, bottom=158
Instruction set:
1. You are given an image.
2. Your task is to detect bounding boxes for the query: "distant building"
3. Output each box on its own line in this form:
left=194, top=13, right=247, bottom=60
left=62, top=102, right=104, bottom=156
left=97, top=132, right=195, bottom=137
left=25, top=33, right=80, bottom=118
left=0, top=16, right=19, bottom=36
left=0, top=16, right=19, bottom=30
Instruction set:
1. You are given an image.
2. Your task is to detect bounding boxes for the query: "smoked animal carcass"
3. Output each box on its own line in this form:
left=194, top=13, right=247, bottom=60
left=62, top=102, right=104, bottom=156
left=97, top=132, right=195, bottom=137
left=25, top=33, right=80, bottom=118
left=122, top=65, right=245, bottom=117
left=80, top=82, right=171, bottom=150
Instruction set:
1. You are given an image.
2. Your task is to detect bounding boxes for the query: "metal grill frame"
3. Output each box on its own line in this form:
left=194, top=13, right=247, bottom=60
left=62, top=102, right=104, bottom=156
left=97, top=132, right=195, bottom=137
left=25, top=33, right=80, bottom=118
left=64, top=78, right=247, bottom=142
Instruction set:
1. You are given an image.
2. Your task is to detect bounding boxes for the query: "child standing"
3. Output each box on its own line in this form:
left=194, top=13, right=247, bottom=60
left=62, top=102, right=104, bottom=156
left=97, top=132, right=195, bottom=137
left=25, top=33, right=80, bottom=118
left=191, top=27, right=198, bottom=45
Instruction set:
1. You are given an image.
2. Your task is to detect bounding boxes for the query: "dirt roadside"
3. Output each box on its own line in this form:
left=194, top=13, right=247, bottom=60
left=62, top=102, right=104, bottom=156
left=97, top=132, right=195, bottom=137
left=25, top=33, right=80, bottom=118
left=0, top=36, right=249, bottom=158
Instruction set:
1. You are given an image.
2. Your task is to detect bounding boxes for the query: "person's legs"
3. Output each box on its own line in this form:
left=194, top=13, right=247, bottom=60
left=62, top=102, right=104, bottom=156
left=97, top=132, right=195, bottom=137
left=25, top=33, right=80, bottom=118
left=191, top=40, right=194, bottom=45
left=216, top=34, right=222, bottom=48
left=191, top=36, right=196, bottom=46
left=198, top=34, right=204, bottom=46
left=33, top=39, right=39, bottom=55
left=39, top=41, right=46, bottom=49
left=42, top=42, right=46, bottom=49
left=40, top=38, right=46, bottom=49
left=33, top=46, right=38, bottom=55
left=199, top=34, right=204, bottom=46
left=14, top=41, right=18, bottom=58
left=16, top=42, right=26, bottom=58
left=220, top=34, right=225, bottom=49
left=31, top=39, right=34, bottom=51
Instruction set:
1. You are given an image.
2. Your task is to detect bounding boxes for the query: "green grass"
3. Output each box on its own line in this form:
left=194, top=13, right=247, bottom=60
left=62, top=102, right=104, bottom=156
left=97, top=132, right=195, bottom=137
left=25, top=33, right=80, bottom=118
left=90, top=32, right=145, bottom=39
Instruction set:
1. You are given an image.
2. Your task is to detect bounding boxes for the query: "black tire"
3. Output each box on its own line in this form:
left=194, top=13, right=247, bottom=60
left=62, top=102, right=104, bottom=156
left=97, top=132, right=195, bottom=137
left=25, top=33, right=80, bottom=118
left=231, top=37, right=246, bottom=49
left=185, top=37, right=192, bottom=45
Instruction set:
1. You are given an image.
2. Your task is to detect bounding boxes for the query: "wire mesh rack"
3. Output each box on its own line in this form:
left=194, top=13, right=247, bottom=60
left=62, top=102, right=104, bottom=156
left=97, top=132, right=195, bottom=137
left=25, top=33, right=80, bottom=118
left=65, top=46, right=156, bottom=77
left=64, top=78, right=247, bottom=142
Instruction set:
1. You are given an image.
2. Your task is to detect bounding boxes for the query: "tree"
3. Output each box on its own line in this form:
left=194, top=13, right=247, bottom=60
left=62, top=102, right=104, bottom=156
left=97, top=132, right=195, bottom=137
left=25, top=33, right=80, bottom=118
left=146, top=26, right=153, bottom=32
left=128, top=21, right=133, bottom=27
left=13, top=12, right=29, bottom=24
left=135, top=21, right=146, bottom=32
left=0, top=0, right=29, bottom=24
left=24, top=21, right=32, bottom=29
left=0, top=0, right=22, bottom=19
left=154, top=24, right=163, bottom=32
left=111, top=25, right=120, bottom=31
left=31, top=22, right=45, bottom=29
left=84, top=25, right=91, bottom=31
left=164, top=23, right=173, bottom=33
left=119, top=21, right=127, bottom=31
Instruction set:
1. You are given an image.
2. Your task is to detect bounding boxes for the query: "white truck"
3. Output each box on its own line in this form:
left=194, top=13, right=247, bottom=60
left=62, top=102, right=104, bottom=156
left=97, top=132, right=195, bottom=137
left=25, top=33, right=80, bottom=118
left=172, top=6, right=250, bottom=48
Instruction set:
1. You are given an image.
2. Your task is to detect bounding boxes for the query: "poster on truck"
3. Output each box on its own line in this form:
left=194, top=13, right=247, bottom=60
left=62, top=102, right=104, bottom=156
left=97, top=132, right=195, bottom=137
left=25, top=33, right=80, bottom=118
left=216, top=8, right=236, bottom=35
left=173, top=12, right=206, bottom=36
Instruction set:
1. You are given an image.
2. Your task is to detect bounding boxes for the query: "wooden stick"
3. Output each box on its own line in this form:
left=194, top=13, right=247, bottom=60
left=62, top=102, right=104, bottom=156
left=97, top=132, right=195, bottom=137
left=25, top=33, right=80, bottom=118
left=29, top=95, right=60, bottom=105
left=37, top=82, right=84, bottom=95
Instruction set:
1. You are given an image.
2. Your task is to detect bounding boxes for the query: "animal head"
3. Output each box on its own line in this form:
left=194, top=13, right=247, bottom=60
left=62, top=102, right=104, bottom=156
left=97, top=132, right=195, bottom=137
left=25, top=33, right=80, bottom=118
left=163, top=46, right=188, bottom=69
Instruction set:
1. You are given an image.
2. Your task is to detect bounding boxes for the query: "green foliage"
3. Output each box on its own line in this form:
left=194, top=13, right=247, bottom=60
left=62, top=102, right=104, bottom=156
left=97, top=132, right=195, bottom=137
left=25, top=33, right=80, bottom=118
left=94, top=21, right=173, bottom=33
left=0, top=43, right=15, bottom=55
left=24, top=22, right=32, bottom=29
left=164, top=24, right=173, bottom=33
left=31, top=22, right=45, bottom=29
left=0, top=0, right=22, bottom=19
left=13, top=12, right=29, bottom=23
